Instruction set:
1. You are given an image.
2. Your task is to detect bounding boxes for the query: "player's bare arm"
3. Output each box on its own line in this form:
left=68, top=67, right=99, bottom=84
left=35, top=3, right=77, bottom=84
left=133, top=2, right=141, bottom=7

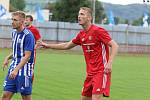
left=2, top=53, right=13, bottom=71
left=104, top=40, right=119, bottom=73
left=9, top=51, right=31, bottom=80
left=35, top=38, right=42, bottom=49
left=39, top=40, right=77, bottom=50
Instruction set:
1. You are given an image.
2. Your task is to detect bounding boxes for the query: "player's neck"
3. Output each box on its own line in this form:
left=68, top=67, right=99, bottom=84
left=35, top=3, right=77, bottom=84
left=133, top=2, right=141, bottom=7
left=82, top=22, right=92, bottom=32
left=28, top=24, right=32, bottom=28
left=17, top=25, right=25, bottom=33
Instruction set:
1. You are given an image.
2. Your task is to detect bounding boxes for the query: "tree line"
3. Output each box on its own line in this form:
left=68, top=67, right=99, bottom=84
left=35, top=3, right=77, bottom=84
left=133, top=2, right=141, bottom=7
left=10, top=0, right=145, bottom=26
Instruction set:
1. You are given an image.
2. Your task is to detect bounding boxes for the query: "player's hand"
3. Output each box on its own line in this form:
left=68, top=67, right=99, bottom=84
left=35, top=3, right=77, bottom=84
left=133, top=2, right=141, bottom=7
left=37, top=41, right=48, bottom=48
left=35, top=39, right=42, bottom=49
left=2, top=58, right=9, bottom=71
left=104, top=60, right=112, bottom=74
left=36, top=40, right=42, bottom=47
left=9, top=69, right=19, bottom=80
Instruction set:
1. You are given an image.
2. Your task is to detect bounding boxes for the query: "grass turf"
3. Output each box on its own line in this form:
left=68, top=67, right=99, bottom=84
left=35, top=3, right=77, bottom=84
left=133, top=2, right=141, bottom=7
left=0, top=48, right=150, bottom=100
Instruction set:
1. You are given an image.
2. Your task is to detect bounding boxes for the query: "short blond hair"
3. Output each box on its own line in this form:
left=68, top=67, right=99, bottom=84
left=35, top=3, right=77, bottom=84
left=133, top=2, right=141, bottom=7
left=80, top=7, right=92, bottom=17
left=12, top=11, right=26, bottom=20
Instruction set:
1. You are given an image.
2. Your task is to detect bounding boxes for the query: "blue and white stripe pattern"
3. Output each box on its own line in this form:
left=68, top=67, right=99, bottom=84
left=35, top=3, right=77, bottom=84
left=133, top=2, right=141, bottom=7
left=9, top=28, right=35, bottom=77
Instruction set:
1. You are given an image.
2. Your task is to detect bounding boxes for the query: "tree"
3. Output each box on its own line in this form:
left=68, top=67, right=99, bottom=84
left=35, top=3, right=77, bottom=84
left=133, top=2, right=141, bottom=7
left=114, top=17, right=120, bottom=25
left=10, top=0, right=26, bottom=12
left=94, top=0, right=106, bottom=24
left=52, top=0, right=91, bottom=22
left=52, top=0, right=106, bottom=23
left=132, top=16, right=144, bottom=26
left=131, top=12, right=150, bottom=26
left=44, top=2, right=55, bottom=12
left=124, top=19, right=129, bottom=25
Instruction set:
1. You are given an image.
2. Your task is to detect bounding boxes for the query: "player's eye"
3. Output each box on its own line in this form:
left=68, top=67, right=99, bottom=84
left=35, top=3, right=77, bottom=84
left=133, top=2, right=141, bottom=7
left=11, top=18, right=19, bottom=21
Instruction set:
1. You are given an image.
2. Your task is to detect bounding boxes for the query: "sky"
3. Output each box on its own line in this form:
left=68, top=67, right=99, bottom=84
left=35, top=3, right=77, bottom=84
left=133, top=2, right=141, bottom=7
left=99, top=0, right=145, bottom=5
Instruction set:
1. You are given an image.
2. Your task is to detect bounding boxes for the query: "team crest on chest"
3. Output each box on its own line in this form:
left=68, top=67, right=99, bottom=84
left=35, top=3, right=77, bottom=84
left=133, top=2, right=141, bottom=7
left=82, top=38, right=85, bottom=42
left=88, top=36, right=92, bottom=40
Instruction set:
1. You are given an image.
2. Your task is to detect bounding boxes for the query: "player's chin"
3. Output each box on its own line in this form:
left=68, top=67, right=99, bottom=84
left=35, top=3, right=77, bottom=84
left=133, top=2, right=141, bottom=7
left=78, top=22, right=83, bottom=25
left=78, top=20, right=82, bottom=25
left=12, top=24, right=16, bottom=28
left=12, top=26, right=17, bottom=29
left=12, top=26, right=16, bottom=29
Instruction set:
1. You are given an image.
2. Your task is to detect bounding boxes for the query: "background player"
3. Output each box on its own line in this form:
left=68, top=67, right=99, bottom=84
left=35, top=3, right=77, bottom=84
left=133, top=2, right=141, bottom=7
left=24, top=15, right=42, bottom=82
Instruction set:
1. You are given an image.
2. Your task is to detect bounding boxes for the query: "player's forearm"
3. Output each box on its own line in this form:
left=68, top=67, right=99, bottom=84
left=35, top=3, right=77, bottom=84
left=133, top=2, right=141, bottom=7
left=45, top=43, right=70, bottom=50
left=14, top=52, right=31, bottom=71
left=109, top=41, right=119, bottom=62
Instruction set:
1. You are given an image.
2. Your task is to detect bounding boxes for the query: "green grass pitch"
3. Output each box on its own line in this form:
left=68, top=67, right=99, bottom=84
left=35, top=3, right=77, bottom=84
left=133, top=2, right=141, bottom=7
left=0, top=48, right=150, bottom=100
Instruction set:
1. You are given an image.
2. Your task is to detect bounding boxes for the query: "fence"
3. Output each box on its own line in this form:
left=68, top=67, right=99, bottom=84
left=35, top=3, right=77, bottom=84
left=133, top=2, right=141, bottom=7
left=0, top=19, right=150, bottom=53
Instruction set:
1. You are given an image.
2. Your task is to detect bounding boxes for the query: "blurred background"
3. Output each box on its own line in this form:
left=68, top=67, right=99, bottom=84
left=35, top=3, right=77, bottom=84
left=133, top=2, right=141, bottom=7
left=1, top=0, right=150, bottom=54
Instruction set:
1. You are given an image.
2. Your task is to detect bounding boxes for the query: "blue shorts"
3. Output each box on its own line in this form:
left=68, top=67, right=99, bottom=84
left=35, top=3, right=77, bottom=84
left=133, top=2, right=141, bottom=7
left=3, top=74, right=32, bottom=95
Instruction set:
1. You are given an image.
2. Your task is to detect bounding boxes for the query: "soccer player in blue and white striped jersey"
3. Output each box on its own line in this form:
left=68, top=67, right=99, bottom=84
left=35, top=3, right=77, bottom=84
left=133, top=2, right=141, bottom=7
left=1, top=11, right=35, bottom=100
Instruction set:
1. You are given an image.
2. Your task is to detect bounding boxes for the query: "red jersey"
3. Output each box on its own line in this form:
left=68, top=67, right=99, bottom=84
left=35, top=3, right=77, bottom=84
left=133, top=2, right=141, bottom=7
left=27, top=25, right=41, bottom=82
left=72, top=25, right=112, bottom=76
left=27, top=25, right=41, bottom=42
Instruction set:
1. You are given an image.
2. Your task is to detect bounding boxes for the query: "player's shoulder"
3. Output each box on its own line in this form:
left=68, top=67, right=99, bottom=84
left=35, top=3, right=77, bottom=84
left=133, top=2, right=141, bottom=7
left=23, top=28, right=33, bottom=36
left=30, top=25, right=39, bottom=33
left=30, top=25, right=35, bottom=29
left=23, top=29, right=35, bottom=41
left=92, top=24, right=106, bottom=32
left=78, top=28, right=85, bottom=36
left=12, top=29, right=17, bottom=37
left=30, top=25, right=38, bottom=30
left=12, top=29, right=17, bottom=33
left=92, top=25, right=109, bottom=36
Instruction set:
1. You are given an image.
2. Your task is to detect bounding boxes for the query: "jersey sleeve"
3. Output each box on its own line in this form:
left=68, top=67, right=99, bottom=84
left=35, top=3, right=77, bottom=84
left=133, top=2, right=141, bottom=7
left=97, top=28, right=112, bottom=44
left=72, top=32, right=81, bottom=45
left=31, top=28, right=41, bottom=41
left=24, top=34, right=35, bottom=51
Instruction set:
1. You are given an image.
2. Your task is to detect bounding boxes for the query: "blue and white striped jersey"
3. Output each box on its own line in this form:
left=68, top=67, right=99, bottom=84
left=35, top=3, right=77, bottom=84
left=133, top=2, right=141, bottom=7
left=9, top=28, right=35, bottom=77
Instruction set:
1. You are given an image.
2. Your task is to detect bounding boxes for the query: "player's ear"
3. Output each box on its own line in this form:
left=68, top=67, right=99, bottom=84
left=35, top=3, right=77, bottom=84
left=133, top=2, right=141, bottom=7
left=88, top=16, right=92, bottom=21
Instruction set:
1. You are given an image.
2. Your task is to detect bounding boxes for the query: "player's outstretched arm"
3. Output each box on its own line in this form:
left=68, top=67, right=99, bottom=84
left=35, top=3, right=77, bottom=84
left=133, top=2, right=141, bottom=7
left=39, top=40, right=77, bottom=50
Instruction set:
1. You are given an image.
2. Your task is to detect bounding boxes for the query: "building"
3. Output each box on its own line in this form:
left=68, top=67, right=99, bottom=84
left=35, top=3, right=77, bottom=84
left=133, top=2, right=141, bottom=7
left=25, top=0, right=56, bottom=11
left=24, top=0, right=57, bottom=21
left=0, top=0, right=9, bottom=11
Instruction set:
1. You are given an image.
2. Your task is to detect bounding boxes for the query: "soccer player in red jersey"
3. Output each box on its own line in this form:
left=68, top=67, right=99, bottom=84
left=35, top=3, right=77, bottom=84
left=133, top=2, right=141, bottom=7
left=25, top=15, right=41, bottom=48
left=25, top=15, right=42, bottom=83
left=38, top=7, right=118, bottom=100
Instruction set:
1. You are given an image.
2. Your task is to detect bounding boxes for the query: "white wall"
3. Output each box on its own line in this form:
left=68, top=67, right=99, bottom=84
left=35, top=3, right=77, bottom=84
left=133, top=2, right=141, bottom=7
left=0, top=0, right=9, bottom=11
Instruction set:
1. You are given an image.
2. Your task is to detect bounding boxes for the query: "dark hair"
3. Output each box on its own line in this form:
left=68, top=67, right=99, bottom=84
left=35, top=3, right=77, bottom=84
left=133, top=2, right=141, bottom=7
left=26, top=15, right=33, bottom=21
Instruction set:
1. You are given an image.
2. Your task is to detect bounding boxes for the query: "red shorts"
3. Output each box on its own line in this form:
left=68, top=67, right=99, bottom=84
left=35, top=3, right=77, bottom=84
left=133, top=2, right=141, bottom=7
left=82, top=72, right=111, bottom=97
